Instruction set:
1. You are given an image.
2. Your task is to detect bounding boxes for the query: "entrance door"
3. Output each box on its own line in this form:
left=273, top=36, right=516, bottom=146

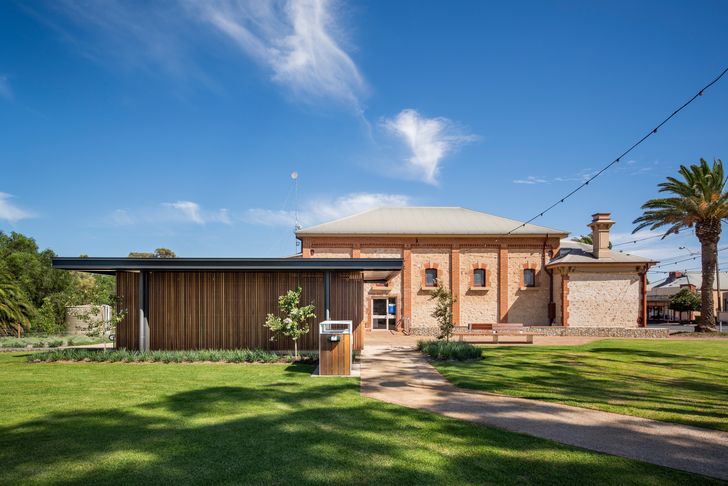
left=372, top=298, right=396, bottom=330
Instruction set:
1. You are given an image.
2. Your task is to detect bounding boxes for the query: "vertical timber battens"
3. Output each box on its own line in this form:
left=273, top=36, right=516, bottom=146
left=138, top=271, right=149, bottom=352
left=324, top=271, right=331, bottom=320
left=134, top=270, right=363, bottom=352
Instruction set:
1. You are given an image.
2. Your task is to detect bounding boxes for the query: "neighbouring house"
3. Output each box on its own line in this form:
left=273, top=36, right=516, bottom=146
left=647, top=271, right=728, bottom=322
left=297, top=207, right=655, bottom=334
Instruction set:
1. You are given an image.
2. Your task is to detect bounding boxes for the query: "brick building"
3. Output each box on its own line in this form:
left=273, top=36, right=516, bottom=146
left=297, top=207, right=654, bottom=334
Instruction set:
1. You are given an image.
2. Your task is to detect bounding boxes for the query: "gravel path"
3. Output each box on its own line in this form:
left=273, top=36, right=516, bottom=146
left=360, top=343, right=728, bottom=481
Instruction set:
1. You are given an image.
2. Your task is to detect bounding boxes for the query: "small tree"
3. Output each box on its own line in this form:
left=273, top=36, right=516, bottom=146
left=264, top=287, right=315, bottom=359
left=76, top=301, right=126, bottom=351
left=430, top=283, right=456, bottom=341
left=669, top=288, right=701, bottom=314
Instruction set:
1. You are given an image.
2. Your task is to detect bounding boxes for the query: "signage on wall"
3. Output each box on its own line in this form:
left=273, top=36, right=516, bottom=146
left=388, top=302, right=396, bottom=315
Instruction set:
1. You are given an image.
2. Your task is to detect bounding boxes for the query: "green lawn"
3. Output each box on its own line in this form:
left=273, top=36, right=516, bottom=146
left=0, top=354, right=717, bottom=485
left=432, top=339, right=728, bottom=431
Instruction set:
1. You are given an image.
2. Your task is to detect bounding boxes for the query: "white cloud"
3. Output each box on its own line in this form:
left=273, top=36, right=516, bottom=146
left=245, top=192, right=410, bottom=227
left=164, top=201, right=205, bottom=224
left=513, top=176, right=548, bottom=185
left=194, top=0, right=366, bottom=108
left=0, top=193, right=34, bottom=222
left=0, top=75, right=12, bottom=101
left=44, top=0, right=365, bottom=108
left=382, top=109, right=477, bottom=184
left=110, top=201, right=231, bottom=226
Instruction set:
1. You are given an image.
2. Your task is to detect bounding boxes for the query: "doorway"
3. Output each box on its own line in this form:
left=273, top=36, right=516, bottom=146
left=372, top=297, right=396, bottom=330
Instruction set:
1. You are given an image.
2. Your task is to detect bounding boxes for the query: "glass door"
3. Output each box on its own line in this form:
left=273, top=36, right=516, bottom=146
left=372, top=298, right=396, bottom=330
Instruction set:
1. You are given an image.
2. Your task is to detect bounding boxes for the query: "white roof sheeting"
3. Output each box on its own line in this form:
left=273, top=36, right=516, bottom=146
left=297, top=207, right=568, bottom=236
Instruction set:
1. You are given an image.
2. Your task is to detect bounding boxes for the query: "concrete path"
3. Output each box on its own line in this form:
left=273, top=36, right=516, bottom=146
left=360, top=343, right=728, bottom=481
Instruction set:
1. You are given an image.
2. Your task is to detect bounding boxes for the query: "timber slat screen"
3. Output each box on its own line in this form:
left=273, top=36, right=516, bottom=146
left=116, top=271, right=363, bottom=351
left=116, top=272, right=139, bottom=349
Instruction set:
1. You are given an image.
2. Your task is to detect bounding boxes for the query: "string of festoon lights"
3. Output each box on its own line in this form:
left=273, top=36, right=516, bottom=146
left=507, top=66, right=728, bottom=235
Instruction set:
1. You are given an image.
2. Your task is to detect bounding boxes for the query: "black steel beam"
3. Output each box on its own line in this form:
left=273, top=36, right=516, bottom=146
left=52, top=257, right=403, bottom=272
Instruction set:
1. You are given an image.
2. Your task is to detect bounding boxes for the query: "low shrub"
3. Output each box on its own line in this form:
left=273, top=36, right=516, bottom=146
left=417, top=339, right=482, bottom=361
left=0, top=337, right=33, bottom=348
left=28, top=348, right=297, bottom=364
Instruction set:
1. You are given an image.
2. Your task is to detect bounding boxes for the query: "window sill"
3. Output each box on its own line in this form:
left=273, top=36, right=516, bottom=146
left=520, top=286, right=539, bottom=290
left=468, top=286, right=490, bottom=291
left=421, top=286, right=438, bottom=291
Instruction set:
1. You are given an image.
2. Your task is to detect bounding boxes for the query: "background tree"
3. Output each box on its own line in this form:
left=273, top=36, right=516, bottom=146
left=0, top=231, right=116, bottom=335
left=0, top=273, right=34, bottom=337
left=430, top=283, right=456, bottom=341
left=264, top=287, right=315, bottom=359
left=633, top=158, right=728, bottom=332
left=571, top=234, right=612, bottom=249
left=128, top=248, right=176, bottom=258
left=669, top=288, right=701, bottom=314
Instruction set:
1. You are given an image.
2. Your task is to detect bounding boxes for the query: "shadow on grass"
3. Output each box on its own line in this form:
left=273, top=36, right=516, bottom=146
left=437, top=345, right=728, bottom=431
left=0, top=382, right=706, bottom=485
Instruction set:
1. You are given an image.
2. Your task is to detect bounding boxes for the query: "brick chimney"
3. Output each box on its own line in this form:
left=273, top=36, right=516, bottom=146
left=588, top=213, right=615, bottom=259
left=668, top=271, right=683, bottom=282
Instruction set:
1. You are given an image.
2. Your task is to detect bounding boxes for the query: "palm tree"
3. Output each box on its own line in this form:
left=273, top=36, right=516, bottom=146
left=633, top=158, right=728, bottom=331
left=0, top=274, right=33, bottom=337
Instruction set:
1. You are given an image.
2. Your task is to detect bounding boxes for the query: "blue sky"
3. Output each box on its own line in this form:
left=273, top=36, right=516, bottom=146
left=1, top=0, right=727, bottom=277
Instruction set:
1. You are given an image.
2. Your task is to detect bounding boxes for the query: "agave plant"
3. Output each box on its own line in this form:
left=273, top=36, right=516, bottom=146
left=634, top=158, right=728, bottom=331
left=0, top=274, right=34, bottom=337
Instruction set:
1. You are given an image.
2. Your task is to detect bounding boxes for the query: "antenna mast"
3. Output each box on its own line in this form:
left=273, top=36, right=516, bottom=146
left=291, top=171, right=300, bottom=253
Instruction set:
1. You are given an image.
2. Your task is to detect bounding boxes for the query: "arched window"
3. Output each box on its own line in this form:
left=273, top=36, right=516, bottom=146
left=473, top=268, right=486, bottom=287
left=523, top=268, right=536, bottom=288
left=425, top=268, right=438, bottom=287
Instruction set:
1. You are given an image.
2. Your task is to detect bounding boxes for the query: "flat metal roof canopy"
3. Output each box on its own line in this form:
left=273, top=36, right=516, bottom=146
left=52, top=257, right=403, bottom=273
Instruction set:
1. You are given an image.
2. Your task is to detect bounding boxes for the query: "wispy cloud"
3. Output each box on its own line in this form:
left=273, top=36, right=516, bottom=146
left=0, top=75, right=12, bottom=101
left=513, top=176, right=548, bottom=185
left=111, top=201, right=231, bottom=226
left=193, top=0, right=366, bottom=109
left=41, top=0, right=365, bottom=108
left=245, top=192, right=410, bottom=227
left=0, top=193, right=34, bottom=222
left=382, top=109, right=477, bottom=184
left=513, top=169, right=597, bottom=185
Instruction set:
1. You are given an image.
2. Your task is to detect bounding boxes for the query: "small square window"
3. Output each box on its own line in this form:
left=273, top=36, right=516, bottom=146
left=473, top=269, right=486, bottom=287
left=425, top=268, right=438, bottom=287
left=523, top=268, right=536, bottom=288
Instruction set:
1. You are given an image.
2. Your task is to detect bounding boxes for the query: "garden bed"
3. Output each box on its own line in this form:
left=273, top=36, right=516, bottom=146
left=417, top=340, right=482, bottom=361
left=28, top=348, right=318, bottom=364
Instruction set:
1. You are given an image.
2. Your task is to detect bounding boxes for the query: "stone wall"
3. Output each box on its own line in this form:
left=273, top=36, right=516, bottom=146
left=413, top=326, right=669, bottom=338
left=411, top=248, right=450, bottom=327
left=300, top=236, right=645, bottom=331
left=459, top=248, right=499, bottom=324
left=568, top=271, right=640, bottom=327
left=506, top=249, right=551, bottom=325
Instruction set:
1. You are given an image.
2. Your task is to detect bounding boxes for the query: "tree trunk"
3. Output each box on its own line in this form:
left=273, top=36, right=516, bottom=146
left=294, top=340, right=298, bottom=360
left=696, top=221, right=720, bottom=332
